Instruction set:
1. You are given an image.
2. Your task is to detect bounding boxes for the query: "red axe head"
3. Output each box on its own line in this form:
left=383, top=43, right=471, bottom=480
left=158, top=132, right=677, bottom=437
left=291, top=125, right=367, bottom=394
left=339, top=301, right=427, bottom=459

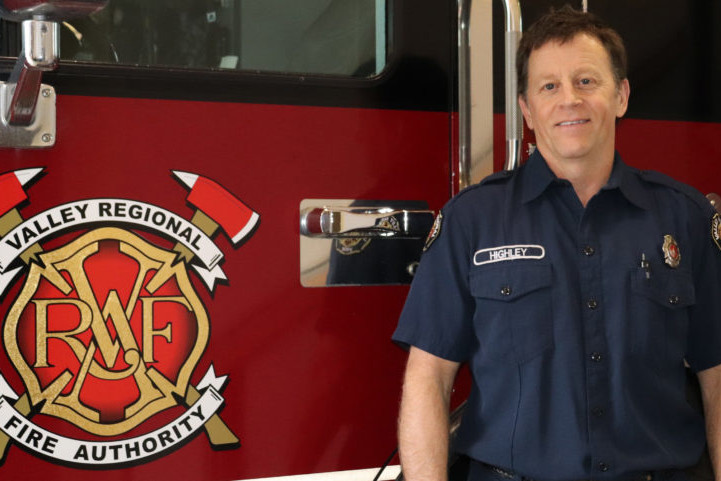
left=0, top=167, right=43, bottom=217
left=172, top=171, right=259, bottom=245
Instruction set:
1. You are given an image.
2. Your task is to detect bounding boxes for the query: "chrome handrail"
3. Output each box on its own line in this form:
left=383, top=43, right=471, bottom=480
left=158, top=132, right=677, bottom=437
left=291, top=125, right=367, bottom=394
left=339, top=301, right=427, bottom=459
left=457, top=0, right=523, bottom=191
left=502, top=0, right=522, bottom=171
left=457, top=0, right=472, bottom=190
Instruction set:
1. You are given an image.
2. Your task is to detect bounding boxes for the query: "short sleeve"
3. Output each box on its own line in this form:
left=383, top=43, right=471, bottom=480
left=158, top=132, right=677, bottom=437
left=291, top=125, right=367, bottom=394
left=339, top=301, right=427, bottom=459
left=391, top=203, right=476, bottom=362
left=685, top=209, right=721, bottom=372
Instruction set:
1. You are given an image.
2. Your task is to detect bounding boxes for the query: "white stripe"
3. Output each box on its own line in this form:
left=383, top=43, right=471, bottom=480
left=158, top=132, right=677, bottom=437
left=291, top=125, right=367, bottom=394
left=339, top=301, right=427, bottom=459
left=231, top=211, right=260, bottom=245
left=172, top=170, right=198, bottom=189
left=13, top=167, right=43, bottom=186
left=238, top=466, right=401, bottom=481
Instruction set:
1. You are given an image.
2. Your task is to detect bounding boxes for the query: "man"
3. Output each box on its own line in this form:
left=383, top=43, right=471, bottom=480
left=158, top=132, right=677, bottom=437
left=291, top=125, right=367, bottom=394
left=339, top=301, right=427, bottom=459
left=393, top=6, right=721, bottom=481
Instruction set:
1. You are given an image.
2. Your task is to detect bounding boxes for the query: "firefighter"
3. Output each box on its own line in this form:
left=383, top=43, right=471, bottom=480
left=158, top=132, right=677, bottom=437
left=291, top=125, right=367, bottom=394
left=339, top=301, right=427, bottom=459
left=393, top=6, right=721, bottom=481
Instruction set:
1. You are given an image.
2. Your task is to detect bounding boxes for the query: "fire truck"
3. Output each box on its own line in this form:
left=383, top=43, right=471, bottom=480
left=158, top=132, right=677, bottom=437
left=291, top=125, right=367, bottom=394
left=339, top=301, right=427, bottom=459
left=0, top=1, right=717, bottom=481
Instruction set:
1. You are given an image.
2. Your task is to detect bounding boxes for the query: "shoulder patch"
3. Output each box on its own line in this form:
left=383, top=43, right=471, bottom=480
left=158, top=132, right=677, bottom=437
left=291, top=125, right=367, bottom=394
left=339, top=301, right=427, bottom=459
left=709, top=193, right=721, bottom=214
left=423, top=212, right=443, bottom=252
left=641, top=170, right=712, bottom=212
left=713, top=213, right=721, bottom=252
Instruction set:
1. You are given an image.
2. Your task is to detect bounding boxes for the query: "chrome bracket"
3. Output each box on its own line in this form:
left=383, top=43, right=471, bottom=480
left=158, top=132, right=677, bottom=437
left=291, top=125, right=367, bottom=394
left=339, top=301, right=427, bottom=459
left=0, top=81, right=55, bottom=147
left=0, top=0, right=109, bottom=148
left=0, top=18, right=58, bottom=148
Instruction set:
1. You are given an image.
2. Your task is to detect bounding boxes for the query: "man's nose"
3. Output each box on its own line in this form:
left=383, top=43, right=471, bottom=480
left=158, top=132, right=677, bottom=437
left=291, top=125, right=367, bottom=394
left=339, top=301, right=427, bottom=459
left=560, top=85, right=582, bottom=106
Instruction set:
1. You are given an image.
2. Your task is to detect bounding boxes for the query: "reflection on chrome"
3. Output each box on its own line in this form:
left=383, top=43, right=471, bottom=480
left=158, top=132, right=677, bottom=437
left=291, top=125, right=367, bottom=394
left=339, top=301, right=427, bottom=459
left=299, top=199, right=433, bottom=287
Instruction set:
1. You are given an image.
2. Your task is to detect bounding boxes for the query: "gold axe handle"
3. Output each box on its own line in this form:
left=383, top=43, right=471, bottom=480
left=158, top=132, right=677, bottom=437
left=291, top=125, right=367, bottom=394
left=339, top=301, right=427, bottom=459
left=186, top=384, right=239, bottom=448
left=147, top=368, right=239, bottom=448
left=0, top=209, right=43, bottom=264
left=0, top=393, right=31, bottom=463
left=173, top=210, right=219, bottom=264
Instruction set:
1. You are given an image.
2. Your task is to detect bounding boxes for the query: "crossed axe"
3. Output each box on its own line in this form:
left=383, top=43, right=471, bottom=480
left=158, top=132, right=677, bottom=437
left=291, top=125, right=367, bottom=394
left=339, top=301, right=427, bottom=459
left=0, top=168, right=260, bottom=459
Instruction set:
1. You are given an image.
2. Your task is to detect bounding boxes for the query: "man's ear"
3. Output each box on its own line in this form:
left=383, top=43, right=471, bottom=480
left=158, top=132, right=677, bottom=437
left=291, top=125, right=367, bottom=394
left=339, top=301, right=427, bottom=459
left=519, top=94, right=534, bottom=130
left=616, top=79, right=630, bottom=118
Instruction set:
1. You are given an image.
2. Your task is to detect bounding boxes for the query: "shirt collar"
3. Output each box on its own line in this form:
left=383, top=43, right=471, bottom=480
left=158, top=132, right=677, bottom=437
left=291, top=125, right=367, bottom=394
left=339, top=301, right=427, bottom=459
left=603, top=152, right=653, bottom=210
left=520, top=150, right=558, bottom=204
left=520, top=150, right=652, bottom=210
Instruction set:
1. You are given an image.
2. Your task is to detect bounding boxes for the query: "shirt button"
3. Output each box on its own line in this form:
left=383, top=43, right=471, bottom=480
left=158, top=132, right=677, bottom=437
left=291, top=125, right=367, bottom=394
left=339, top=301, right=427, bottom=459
left=598, top=462, right=610, bottom=472
left=587, top=299, right=598, bottom=310
left=669, top=295, right=680, bottom=305
left=591, top=352, right=603, bottom=362
left=592, top=407, right=605, bottom=418
left=583, top=245, right=595, bottom=256
left=501, top=286, right=512, bottom=296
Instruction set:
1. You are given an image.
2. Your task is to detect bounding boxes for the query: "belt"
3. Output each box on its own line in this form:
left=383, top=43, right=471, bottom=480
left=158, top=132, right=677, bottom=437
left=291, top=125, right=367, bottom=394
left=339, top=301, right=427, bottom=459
left=478, top=462, right=665, bottom=481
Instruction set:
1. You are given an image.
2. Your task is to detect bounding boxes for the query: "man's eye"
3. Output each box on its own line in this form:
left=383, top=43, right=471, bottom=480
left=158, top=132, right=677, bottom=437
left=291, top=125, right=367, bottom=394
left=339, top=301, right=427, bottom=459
left=580, top=78, right=592, bottom=86
left=543, top=83, right=555, bottom=91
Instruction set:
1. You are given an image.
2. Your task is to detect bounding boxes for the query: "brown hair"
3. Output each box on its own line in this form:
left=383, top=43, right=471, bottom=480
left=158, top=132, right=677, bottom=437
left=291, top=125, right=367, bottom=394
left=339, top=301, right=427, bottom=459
left=517, top=5, right=627, bottom=98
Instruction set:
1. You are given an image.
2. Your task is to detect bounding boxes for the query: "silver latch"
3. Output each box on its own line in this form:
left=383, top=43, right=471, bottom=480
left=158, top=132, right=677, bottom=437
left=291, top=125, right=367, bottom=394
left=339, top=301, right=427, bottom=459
left=0, top=0, right=108, bottom=148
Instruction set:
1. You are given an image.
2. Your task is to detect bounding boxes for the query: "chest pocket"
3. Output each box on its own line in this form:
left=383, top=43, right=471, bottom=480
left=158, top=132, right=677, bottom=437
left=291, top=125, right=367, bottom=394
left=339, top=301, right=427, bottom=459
left=629, top=268, right=695, bottom=368
left=469, top=262, right=553, bottom=365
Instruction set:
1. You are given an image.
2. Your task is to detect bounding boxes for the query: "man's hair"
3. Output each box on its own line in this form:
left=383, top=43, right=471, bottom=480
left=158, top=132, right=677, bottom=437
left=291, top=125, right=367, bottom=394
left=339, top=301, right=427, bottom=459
left=516, top=5, right=627, bottom=98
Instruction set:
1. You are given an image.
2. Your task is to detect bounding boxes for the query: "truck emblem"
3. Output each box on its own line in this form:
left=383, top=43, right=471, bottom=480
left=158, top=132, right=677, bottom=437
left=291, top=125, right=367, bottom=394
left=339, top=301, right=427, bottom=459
left=0, top=168, right=258, bottom=468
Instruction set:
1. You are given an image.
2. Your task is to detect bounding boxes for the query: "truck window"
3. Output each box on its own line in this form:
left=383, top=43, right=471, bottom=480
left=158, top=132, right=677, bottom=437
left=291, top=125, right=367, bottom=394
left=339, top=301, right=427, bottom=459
left=2, top=0, right=387, bottom=77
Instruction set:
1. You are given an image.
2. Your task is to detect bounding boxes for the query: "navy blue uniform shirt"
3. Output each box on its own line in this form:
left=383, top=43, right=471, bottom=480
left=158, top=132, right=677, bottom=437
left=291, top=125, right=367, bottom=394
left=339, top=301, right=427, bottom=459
left=393, top=151, right=721, bottom=480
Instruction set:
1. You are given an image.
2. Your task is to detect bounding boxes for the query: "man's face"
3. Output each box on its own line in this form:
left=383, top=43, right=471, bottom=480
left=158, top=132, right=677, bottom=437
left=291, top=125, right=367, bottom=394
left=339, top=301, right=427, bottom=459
left=519, top=34, right=630, bottom=167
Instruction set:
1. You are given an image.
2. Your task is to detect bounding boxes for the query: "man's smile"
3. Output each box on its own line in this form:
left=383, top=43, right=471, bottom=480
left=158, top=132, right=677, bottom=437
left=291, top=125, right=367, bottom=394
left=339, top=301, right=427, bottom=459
left=556, top=119, right=590, bottom=126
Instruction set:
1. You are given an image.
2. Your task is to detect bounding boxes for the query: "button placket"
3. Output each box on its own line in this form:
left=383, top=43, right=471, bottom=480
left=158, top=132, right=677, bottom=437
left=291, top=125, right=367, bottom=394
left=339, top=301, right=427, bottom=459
left=578, top=222, right=613, bottom=474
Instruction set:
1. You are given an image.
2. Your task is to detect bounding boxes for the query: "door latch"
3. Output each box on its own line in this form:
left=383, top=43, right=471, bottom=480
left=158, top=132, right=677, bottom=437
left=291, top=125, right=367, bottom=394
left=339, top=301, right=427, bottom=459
left=0, top=0, right=107, bottom=148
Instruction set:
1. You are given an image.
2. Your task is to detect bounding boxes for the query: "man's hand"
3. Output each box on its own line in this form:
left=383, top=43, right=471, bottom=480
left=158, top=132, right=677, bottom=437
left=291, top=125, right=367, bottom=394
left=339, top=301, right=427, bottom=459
left=398, top=347, right=461, bottom=481
left=698, top=364, right=721, bottom=480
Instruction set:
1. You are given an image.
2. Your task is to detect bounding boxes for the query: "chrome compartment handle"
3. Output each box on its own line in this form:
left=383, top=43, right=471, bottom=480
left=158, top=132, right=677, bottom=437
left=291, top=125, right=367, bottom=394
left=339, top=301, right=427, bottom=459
left=300, top=206, right=435, bottom=239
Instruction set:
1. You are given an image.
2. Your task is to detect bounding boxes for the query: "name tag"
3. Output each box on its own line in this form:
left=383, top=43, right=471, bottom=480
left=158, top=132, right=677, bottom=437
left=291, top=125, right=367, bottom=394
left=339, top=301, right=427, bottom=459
left=473, top=244, right=545, bottom=266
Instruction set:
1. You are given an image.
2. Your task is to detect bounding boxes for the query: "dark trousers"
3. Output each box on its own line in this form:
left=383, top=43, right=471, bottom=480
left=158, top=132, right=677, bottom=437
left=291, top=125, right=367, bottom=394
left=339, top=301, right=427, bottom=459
left=462, top=458, right=702, bottom=481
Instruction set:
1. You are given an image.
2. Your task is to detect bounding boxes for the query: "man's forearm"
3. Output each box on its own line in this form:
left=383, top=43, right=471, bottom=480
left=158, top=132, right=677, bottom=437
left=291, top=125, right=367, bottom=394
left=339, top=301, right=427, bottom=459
left=698, top=365, right=721, bottom=479
left=398, top=347, right=460, bottom=481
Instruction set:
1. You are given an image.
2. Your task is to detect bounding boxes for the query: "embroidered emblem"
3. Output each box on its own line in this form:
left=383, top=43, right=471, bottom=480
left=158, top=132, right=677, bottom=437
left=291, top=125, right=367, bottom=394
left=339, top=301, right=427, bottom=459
left=712, top=213, right=721, bottom=252
left=335, top=237, right=371, bottom=255
left=662, top=234, right=681, bottom=268
left=423, top=212, right=442, bottom=252
left=473, top=244, right=546, bottom=266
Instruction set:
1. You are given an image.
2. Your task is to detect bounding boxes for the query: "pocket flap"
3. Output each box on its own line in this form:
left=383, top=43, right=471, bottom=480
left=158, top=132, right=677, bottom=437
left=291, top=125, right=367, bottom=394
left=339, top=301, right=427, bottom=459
left=630, top=269, right=696, bottom=309
left=470, top=262, right=552, bottom=301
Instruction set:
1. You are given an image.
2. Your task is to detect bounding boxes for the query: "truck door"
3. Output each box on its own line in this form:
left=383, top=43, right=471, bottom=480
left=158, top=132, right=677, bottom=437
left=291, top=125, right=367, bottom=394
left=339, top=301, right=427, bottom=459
left=0, top=1, right=459, bottom=480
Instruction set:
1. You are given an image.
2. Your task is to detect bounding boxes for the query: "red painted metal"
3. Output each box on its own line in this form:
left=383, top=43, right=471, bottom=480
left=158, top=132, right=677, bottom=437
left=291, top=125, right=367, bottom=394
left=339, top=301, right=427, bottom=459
left=493, top=114, right=721, bottom=195
left=0, top=94, right=452, bottom=480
